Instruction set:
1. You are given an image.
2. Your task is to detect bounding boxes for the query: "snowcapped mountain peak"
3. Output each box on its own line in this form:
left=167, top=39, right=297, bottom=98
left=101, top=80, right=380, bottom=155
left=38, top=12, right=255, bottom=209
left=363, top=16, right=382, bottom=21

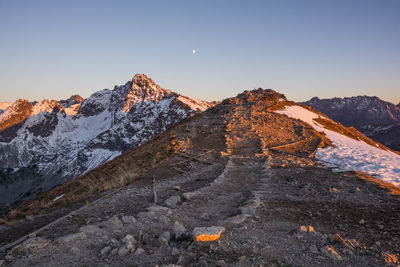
left=0, top=74, right=214, bottom=209
left=31, top=99, right=62, bottom=115
left=59, top=95, right=83, bottom=109
left=0, top=102, right=12, bottom=111
left=122, top=74, right=172, bottom=112
left=0, top=99, right=32, bottom=132
left=132, top=74, right=163, bottom=91
left=70, top=94, right=83, bottom=103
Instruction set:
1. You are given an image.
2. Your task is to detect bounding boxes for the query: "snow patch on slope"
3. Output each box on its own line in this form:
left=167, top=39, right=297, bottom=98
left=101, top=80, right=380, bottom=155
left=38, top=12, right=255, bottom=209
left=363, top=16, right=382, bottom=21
left=177, top=95, right=212, bottom=111
left=31, top=100, right=60, bottom=115
left=275, top=105, right=400, bottom=187
left=63, top=104, right=81, bottom=116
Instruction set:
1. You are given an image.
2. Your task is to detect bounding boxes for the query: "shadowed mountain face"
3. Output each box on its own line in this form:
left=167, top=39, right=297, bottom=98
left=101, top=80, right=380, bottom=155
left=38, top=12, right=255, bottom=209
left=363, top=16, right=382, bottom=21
left=302, top=96, right=400, bottom=151
left=0, top=74, right=213, bottom=212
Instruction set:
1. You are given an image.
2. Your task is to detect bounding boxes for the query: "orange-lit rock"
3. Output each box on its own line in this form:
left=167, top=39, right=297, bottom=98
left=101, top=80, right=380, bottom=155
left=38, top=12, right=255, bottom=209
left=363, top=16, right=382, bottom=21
left=192, top=226, right=225, bottom=242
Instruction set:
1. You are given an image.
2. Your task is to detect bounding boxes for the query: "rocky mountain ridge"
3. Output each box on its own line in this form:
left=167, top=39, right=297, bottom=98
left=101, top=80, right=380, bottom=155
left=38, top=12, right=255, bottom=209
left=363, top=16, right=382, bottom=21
left=0, top=103, right=11, bottom=115
left=1, top=88, right=400, bottom=266
left=302, top=95, right=400, bottom=151
left=0, top=74, right=213, bottom=213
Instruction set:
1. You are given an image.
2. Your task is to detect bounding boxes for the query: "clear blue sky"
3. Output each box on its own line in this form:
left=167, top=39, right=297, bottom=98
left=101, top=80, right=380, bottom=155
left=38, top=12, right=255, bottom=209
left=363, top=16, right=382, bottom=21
left=0, top=0, right=399, bottom=104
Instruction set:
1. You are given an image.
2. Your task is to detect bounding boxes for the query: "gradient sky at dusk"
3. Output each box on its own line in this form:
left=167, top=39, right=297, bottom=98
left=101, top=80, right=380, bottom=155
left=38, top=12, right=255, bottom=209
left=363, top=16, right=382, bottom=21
left=0, top=0, right=399, bottom=104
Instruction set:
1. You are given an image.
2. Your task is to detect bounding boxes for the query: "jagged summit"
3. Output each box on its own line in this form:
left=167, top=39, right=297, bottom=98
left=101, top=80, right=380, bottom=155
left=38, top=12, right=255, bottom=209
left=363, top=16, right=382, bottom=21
left=235, top=88, right=287, bottom=102
left=0, top=99, right=32, bottom=132
left=0, top=74, right=214, bottom=213
left=122, top=74, right=172, bottom=112
left=0, top=102, right=11, bottom=112
left=131, top=74, right=165, bottom=91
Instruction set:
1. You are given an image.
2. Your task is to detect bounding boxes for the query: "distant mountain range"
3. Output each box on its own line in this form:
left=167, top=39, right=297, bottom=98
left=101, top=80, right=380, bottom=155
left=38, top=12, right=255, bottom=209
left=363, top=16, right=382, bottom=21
left=0, top=74, right=213, bottom=211
left=302, top=96, right=400, bottom=151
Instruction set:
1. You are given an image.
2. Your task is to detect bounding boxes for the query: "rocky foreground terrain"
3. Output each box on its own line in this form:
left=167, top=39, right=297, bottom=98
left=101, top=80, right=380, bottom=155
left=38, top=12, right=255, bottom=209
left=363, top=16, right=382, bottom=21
left=0, top=74, right=212, bottom=214
left=1, top=89, right=400, bottom=266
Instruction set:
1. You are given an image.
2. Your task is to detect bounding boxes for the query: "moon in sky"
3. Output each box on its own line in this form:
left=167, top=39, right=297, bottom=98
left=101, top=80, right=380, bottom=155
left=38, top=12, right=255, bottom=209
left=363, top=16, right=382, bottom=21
left=192, top=50, right=196, bottom=54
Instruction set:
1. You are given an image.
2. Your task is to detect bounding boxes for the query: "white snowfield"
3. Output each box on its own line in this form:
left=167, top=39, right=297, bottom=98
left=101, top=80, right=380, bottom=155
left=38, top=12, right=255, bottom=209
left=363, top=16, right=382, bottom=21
left=275, top=105, right=400, bottom=187
left=176, top=95, right=211, bottom=111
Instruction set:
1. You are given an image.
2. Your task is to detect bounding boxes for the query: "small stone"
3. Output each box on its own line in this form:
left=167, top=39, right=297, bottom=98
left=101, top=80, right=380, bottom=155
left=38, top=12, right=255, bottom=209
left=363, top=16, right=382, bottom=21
left=310, top=245, right=318, bottom=253
left=79, top=224, right=102, bottom=235
left=103, top=216, right=124, bottom=230
left=25, top=215, right=34, bottom=222
left=182, top=192, right=197, bottom=200
left=215, top=259, right=227, bottom=267
left=121, top=215, right=137, bottom=224
left=111, top=248, right=118, bottom=255
left=225, top=214, right=246, bottom=225
left=133, top=247, right=145, bottom=256
left=192, top=226, right=225, bottom=242
left=164, top=195, right=181, bottom=208
left=147, top=205, right=170, bottom=213
left=173, top=185, right=180, bottom=191
left=171, top=247, right=179, bottom=256
left=100, top=246, right=111, bottom=255
left=359, top=219, right=365, bottom=224
left=161, top=231, right=171, bottom=241
left=378, top=224, right=384, bottom=230
left=172, top=221, right=188, bottom=241
left=56, top=232, right=87, bottom=244
left=300, top=225, right=308, bottom=232
left=70, top=246, right=80, bottom=255
left=4, top=254, right=14, bottom=263
left=200, top=212, right=210, bottom=221
left=321, top=245, right=343, bottom=261
left=157, top=237, right=169, bottom=247
left=110, top=238, right=120, bottom=247
left=123, top=234, right=137, bottom=246
left=375, top=241, right=381, bottom=246
left=28, top=232, right=37, bottom=238
left=86, top=217, right=96, bottom=225
left=9, top=237, right=51, bottom=256
left=159, top=215, right=171, bottom=226
left=118, top=242, right=134, bottom=256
